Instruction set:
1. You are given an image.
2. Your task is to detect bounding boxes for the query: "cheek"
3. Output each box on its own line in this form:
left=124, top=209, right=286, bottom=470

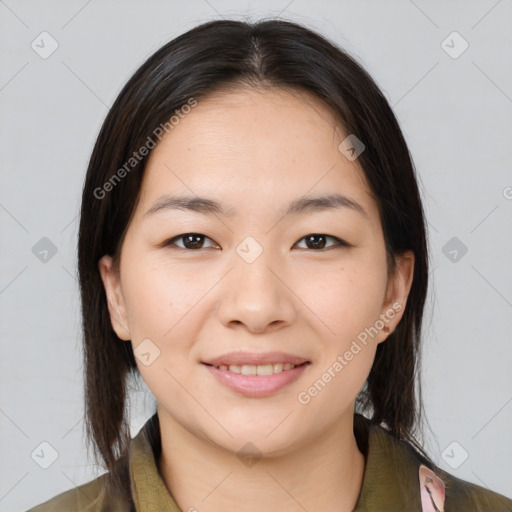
left=120, top=256, right=214, bottom=387
left=121, top=261, right=204, bottom=413
left=295, top=261, right=385, bottom=417
left=121, top=258, right=210, bottom=341
left=296, top=253, right=388, bottom=342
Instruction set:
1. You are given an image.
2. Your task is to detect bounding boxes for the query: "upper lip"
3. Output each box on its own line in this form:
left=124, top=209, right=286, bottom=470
left=202, top=351, right=309, bottom=367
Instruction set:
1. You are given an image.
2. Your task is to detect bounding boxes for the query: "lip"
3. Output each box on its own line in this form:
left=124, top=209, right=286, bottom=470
left=202, top=361, right=310, bottom=398
left=202, top=351, right=309, bottom=367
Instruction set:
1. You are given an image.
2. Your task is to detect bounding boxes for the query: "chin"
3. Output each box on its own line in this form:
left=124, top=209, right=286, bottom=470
left=205, top=422, right=306, bottom=458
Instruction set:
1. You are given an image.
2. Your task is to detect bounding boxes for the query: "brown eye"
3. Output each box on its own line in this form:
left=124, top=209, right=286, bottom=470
left=165, top=233, right=218, bottom=250
left=295, top=234, right=349, bottom=250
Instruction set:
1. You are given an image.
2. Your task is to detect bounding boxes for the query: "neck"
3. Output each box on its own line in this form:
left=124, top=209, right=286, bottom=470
left=156, top=408, right=366, bottom=512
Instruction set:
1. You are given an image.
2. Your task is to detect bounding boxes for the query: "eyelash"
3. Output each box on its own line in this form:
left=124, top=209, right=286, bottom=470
left=162, top=233, right=351, bottom=251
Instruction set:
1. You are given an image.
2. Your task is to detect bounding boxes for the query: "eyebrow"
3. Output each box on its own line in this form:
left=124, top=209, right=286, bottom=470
left=143, top=193, right=368, bottom=219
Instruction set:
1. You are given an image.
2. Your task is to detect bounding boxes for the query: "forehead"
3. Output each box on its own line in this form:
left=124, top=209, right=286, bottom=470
left=135, top=86, right=378, bottom=223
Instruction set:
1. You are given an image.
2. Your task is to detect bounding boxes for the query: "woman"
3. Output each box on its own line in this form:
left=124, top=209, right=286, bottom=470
left=28, top=18, right=512, bottom=511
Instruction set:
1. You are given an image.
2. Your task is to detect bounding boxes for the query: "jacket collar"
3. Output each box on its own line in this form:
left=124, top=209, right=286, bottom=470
left=128, top=413, right=423, bottom=511
left=128, top=413, right=181, bottom=511
left=353, top=417, right=423, bottom=511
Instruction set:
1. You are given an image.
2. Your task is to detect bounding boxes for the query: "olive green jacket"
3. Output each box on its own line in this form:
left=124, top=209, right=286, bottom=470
left=27, top=413, right=512, bottom=511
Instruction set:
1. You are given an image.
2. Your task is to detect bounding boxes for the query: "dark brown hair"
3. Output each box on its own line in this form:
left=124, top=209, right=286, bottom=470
left=78, top=18, right=431, bottom=500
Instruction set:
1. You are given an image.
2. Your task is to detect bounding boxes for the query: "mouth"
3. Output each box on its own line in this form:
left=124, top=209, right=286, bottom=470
left=202, top=361, right=310, bottom=375
left=201, top=358, right=311, bottom=398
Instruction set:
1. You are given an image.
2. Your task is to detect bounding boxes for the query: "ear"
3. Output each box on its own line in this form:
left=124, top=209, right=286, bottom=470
left=97, top=254, right=131, bottom=341
left=377, top=250, right=415, bottom=344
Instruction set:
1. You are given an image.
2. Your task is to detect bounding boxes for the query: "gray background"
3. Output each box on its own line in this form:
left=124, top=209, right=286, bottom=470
left=1, top=0, right=511, bottom=510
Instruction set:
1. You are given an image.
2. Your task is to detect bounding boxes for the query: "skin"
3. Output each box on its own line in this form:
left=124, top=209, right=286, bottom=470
left=98, top=86, right=414, bottom=512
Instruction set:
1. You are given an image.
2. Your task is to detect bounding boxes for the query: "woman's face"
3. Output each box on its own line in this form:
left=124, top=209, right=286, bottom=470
left=99, top=86, right=414, bottom=456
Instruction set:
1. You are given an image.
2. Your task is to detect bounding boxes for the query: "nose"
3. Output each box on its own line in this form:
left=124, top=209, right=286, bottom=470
left=216, top=246, right=297, bottom=334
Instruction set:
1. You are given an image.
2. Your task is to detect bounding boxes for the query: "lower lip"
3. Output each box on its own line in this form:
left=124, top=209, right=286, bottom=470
left=203, top=363, right=310, bottom=398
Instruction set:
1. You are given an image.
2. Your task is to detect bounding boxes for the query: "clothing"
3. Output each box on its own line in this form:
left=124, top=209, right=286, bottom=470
left=27, top=413, right=512, bottom=511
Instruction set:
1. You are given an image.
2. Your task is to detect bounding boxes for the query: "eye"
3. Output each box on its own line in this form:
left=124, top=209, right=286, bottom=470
left=163, top=233, right=219, bottom=250
left=161, top=232, right=350, bottom=251
left=294, top=234, right=350, bottom=250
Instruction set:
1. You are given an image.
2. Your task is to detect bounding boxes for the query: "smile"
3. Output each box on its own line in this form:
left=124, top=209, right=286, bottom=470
left=203, top=362, right=310, bottom=397
left=209, top=362, right=302, bottom=375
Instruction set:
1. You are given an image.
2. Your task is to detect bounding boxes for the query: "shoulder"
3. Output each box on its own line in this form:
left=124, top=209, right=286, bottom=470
left=389, top=429, right=512, bottom=510
left=25, top=472, right=131, bottom=512
left=358, top=417, right=512, bottom=511
left=435, top=466, right=512, bottom=510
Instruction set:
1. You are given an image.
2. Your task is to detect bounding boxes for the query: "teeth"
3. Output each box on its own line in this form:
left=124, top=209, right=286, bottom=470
left=216, top=363, right=298, bottom=374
